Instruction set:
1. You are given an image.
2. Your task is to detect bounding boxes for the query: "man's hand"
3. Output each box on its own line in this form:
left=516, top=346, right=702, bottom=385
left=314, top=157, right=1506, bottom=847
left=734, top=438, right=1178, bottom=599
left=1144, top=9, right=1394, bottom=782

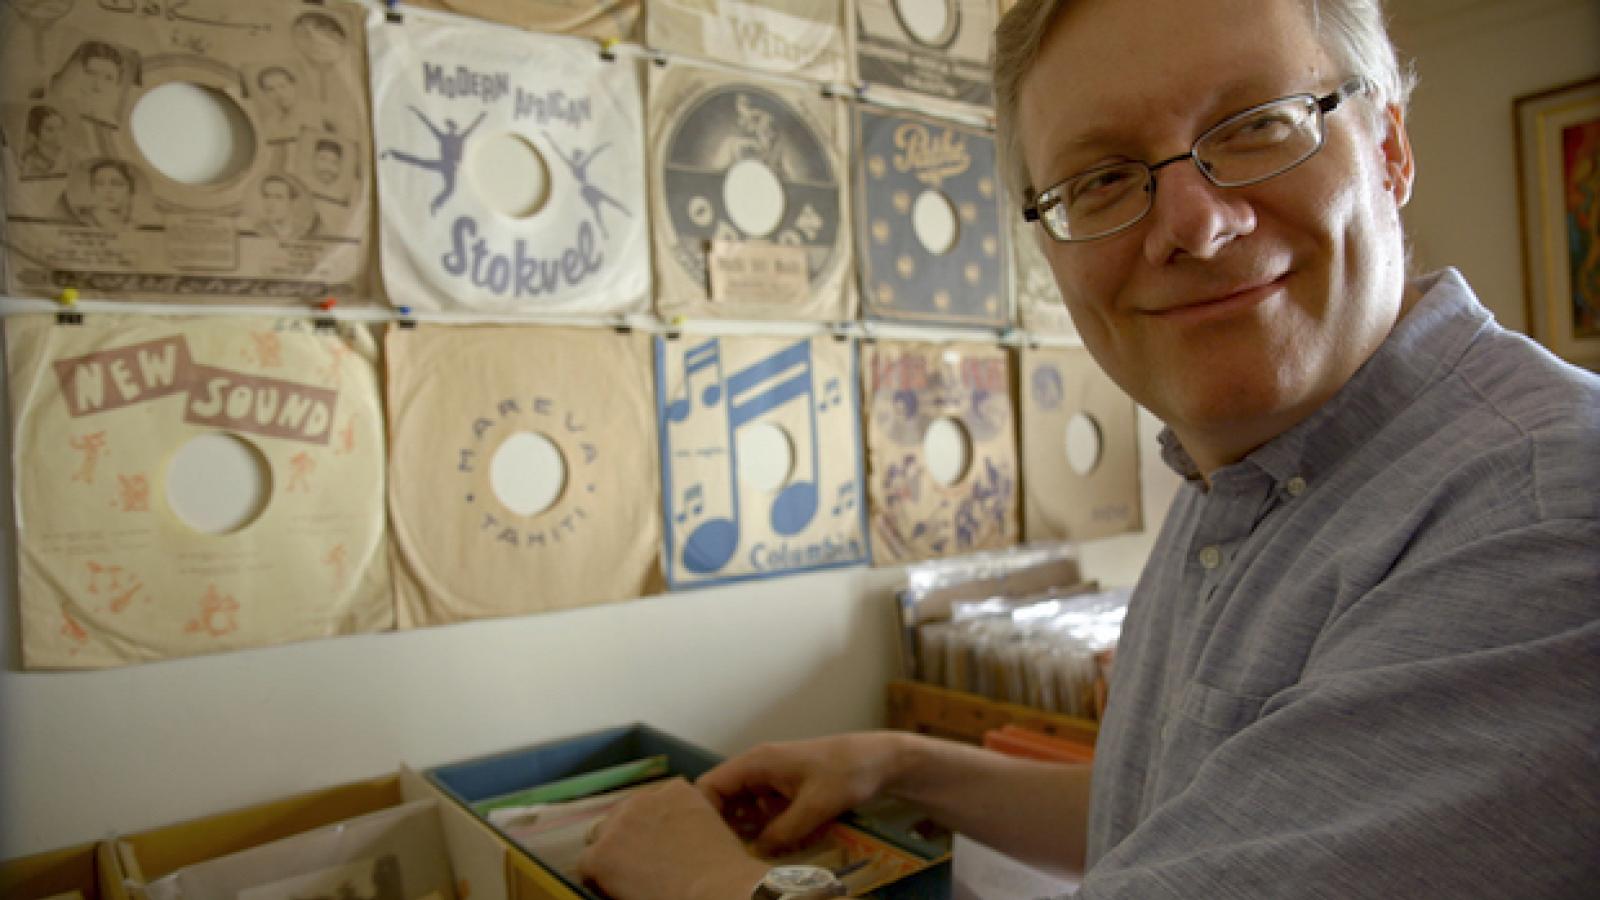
left=697, top=732, right=908, bottom=856
left=577, top=777, right=770, bottom=900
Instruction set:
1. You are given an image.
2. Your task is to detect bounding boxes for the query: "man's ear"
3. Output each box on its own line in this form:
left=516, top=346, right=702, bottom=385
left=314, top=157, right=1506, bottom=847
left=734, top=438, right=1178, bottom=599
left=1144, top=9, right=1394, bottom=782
left=1379, top=102, right=1415, bottom=208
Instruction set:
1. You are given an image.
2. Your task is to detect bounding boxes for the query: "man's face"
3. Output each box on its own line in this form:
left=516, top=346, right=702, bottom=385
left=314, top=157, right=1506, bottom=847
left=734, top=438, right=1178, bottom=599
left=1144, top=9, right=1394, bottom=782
left=91, top=166, right=130, bottom=215
left=314, top=148, right=340, bottom=184
left=1016, top=0, right=1414, bottom=472
left=35, top=112, right=64, bottom=156
left=263, top=71, right=296, bottom=113
left=262, top=181, right=291, bottom=219
left=82, top=55, right=118, bottom=98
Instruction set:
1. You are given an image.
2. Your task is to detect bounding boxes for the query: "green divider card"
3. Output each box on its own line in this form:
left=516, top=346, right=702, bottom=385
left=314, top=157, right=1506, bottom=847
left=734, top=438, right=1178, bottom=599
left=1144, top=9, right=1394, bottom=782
left=471, top=755, right=671, bottom=817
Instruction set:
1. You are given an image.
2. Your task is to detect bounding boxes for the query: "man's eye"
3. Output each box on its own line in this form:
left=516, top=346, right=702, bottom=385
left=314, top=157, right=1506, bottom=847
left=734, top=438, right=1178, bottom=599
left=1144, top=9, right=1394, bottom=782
left=1213, top=111, right=1301, bottom=149
left=1069, top=168, right=1135, bottom=202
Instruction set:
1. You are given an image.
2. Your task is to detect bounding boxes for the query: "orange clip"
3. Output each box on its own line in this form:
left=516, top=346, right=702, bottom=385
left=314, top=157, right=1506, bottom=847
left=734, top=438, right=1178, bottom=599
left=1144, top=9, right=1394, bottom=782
left=317, top=296, right=338, bottom=311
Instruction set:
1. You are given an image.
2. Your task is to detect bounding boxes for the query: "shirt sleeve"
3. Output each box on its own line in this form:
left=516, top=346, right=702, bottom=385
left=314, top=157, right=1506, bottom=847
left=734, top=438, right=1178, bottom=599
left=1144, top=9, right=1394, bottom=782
left=1077, top=518, right=1600, bottom=899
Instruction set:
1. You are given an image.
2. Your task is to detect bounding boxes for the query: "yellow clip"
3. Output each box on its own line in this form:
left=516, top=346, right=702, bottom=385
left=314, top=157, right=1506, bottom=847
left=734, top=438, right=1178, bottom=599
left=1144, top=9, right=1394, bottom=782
left=58, top=287, right=79, bottom=307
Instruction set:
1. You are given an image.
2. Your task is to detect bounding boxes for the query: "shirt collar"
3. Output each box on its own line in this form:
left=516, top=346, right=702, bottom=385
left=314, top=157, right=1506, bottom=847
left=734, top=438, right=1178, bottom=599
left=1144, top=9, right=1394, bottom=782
left=1158, top=268, right=1493, bottom=489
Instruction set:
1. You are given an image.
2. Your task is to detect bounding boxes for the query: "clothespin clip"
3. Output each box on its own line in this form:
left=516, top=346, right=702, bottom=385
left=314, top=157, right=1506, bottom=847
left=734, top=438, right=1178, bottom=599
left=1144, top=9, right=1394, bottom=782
left=650, top=48, right=669, bottom=68
left=663, top=315, right=684, bottom=341
left=313, top=296, right=337, bottom=331
left=829, top=321, right=852, bottom=343
left=383, top=0, right=403, bottom=23
left=611, top=313, right=633, bottom=335
left=55, top=287, right=83, bottom=325
left=396, top=305, right=417, bottom=329
left=599, top=38, right=619, bottom=62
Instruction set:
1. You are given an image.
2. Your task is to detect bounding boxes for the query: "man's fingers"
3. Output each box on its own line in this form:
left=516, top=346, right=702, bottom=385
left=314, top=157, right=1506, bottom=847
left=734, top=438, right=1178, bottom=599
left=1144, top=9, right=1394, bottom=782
left=752, top=792, right=837, bottom=855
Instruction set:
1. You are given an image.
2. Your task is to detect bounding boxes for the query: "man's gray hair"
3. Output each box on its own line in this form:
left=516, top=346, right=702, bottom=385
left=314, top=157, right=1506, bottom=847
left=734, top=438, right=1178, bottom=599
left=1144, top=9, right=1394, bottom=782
left=992, top=0, right=1417, bottom=204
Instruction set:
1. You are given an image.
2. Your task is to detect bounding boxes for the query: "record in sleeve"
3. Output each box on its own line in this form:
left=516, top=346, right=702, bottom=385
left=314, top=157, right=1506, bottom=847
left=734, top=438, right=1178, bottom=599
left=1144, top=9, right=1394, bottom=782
left=656, top=333, right=869, bottom=588
left=5, top=313, right=392, bottom=669
left=863, top=341, right=1018, bottom=565
left=1021, top=346, right=1141, bottom=542
left=856, top=106, right=1007, bottom=327
left=649, top=61, right=855, bottom=322
left=370, top=13, right=649, bottom=315
left=1012, top=200, right=1077, bottom=336
left=386, top=325, right=660, bottom=626
left=853, top=0, right=996, bottom=111
left=403, top=0, right=640, bottom=42
left=647, top=0, right=846, bottom=85
left=0, top=0, right=375, bottom=303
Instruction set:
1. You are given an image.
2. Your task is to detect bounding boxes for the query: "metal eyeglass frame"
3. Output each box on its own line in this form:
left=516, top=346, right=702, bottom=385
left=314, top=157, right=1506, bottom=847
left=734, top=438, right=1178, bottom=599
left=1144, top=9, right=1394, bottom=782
left=1021, top=77, right=1370, bottom=242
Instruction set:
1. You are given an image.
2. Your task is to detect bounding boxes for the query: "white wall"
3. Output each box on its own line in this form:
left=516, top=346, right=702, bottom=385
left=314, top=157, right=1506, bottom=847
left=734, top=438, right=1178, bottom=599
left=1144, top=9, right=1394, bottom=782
left=1392, top=0, right=1600, bottom=327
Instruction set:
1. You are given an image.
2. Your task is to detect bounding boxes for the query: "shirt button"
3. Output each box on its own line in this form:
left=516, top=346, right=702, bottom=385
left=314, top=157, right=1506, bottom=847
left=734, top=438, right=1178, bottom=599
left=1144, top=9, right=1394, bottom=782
left=1286, top=476, right=1308, bottom=497
left=1198, top=545, right=1222, bottom=569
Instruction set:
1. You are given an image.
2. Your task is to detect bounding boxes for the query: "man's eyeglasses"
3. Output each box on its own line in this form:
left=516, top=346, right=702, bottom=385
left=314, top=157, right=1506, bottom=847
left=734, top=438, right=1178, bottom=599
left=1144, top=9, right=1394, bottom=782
left=1022, top=77, right=1369, bottom=242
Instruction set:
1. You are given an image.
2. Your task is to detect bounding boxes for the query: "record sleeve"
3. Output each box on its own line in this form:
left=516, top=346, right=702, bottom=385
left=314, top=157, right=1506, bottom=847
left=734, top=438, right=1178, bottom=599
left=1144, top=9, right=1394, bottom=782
left=386, top=325, right=660, bottom=626
left=1011, top=199, right=1077, bottom=336
left=852, top=0, right=996, bottom=112
left=646, top=0, right=847, bottom=85
left=656, top=333, right=869, bottom=588
left=856, top=106, right=1007, bottom=327
left=144, top=800, right=454, bottom=900
left=1020, top=346, right=1141, bottom=542
left=863, top=341, right=1018, bottom=565
left=648, top=61, right=855, bottom=322
left=0, top=0, right=375, bottom=302
left=6, top=313, right=392, bottom=669
left=403, top=0, right=640, bottom=42
left=370, top=12, right=649, bottom=316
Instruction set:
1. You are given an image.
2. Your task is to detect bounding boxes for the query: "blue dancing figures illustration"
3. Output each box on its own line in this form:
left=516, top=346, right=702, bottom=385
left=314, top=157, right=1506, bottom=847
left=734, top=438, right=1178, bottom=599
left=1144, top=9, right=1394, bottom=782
left=381, top=105, right=485, bottom=216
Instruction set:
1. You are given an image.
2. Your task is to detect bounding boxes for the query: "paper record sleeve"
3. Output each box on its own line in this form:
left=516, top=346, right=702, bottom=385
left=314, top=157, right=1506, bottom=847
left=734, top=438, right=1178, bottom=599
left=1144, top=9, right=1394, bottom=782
left=646, top=0, right=847, bottom=85
left=1020, top=346, right=1142, bottom=542
left=852, top=0, right=996, bottom=112
left=648, top=61, right=855, bottom=322
left=0, top=0, right=376, bottom=303
left=401, top=0, right=640, bottom=42
left=863, top=341, right=1019, bottom=565
left=856, top=105, right=1007, bottom=327
left=656, top=332, right=870, bottom=588
left=385, top=324, right=660, bottom=626
left=5, top=313, right=392, bottom=669
left=369, top=12, right=650, bottom=315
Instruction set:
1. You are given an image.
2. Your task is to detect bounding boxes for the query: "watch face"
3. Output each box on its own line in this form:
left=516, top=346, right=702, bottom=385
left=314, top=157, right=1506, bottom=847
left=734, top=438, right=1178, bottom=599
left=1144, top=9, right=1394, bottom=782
left=764, top=865, right=838, bottom=891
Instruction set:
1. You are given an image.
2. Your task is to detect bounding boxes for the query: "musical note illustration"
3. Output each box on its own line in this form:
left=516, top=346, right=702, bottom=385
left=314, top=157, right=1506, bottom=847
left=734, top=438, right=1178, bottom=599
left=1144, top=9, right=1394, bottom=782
left=679, top=339, right=820, bottom=574
left=664, top=339, right=725, bottom=423
left=674, top=484, right=705, bottom=525
left=830, top=481, right=857, bottom=516
left=817, top=377, right=843, bottom=413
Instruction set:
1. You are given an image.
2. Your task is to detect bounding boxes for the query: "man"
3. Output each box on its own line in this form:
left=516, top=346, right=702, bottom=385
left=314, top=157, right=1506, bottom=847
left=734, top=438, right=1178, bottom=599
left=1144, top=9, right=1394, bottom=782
left=311, top=138, right=344, bottom=189
left=578, top=0, right=1600, bottom=897
left=256, top=174, right=310, bottom=240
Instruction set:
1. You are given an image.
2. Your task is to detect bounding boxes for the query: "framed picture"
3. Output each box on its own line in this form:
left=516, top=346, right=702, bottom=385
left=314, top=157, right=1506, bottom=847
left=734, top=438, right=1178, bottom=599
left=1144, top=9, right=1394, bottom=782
left=1514, top=74, right=1600, bottom=370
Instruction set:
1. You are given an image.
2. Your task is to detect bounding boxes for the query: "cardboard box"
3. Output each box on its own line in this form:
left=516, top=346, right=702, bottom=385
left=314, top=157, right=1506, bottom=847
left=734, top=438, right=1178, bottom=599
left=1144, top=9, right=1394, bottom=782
left=427, top=723, right=953, bottom=900
left=0, top=840, right=107, bottom=900
left=99, top=769, right=566, bottom=900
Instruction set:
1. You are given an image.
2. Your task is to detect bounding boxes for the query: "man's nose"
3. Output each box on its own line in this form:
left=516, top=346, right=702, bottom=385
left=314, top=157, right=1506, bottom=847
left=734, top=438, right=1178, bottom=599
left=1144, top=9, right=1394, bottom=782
left=1141, top=160, right=1256, bottom=265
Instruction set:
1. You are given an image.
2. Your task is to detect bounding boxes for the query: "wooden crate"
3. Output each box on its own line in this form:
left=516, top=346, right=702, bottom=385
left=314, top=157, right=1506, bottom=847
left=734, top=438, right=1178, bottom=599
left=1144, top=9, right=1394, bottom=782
left=886, top=679, right=1099, bottom=747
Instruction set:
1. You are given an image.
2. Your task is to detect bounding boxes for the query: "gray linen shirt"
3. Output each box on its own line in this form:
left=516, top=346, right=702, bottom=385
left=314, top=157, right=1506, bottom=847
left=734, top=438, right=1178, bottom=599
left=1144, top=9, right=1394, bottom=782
left=1079, top=269, right=1600, bottom=898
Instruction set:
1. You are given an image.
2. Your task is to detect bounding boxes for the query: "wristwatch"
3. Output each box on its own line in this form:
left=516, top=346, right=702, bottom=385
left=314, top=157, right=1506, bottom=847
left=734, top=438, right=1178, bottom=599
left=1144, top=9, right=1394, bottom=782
left=750, top=864, right=849, bottom=899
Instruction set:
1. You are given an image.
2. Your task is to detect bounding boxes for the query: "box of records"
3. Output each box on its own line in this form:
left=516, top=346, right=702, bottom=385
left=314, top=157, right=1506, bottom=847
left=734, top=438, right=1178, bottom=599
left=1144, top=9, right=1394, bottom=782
left=425, top=723, right=955, bottom=899
left=99, top=770, right=560, bottom=900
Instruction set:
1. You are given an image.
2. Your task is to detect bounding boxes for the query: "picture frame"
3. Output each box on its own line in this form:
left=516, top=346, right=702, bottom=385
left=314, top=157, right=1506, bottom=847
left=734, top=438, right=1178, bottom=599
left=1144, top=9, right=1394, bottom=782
left=1514, top=74, right=1600, bottom=371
